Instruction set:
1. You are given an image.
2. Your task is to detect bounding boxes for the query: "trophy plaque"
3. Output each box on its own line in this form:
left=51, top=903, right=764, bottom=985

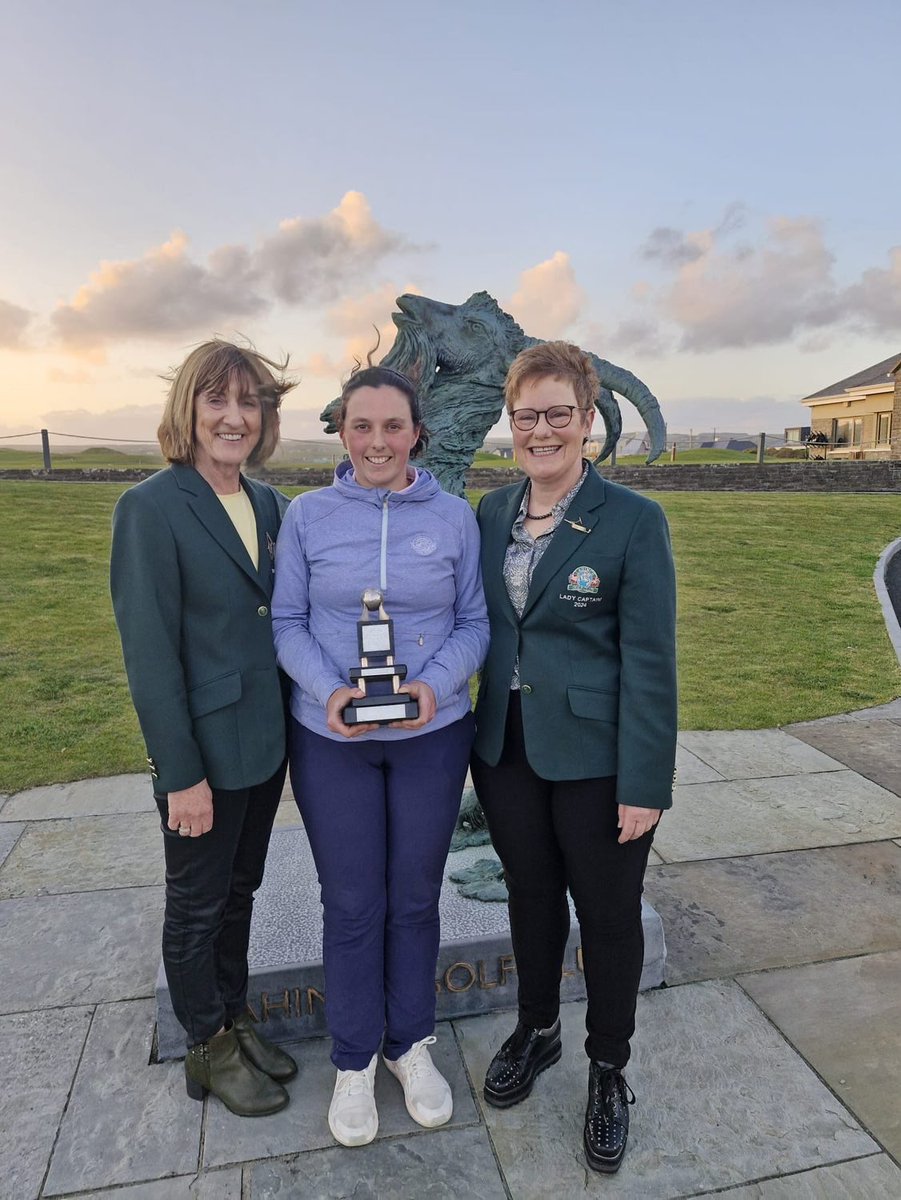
left=343, top=588, right=419, bottom=725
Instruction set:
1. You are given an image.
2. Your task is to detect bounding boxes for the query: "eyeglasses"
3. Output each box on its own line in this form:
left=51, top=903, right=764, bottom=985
left=509, top=405, right=580, bottom=431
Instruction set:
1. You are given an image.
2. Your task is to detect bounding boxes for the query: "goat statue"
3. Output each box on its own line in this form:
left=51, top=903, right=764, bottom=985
left=322, top=291, right=666, bottom=496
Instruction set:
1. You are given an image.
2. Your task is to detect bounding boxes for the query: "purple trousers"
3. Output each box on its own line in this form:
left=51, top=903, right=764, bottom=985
left=290, top=713, right=474, bottom=1069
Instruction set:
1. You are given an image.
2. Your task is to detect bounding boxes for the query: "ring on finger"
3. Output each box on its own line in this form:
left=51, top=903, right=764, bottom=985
left=178, top=825, right=191, bottom=837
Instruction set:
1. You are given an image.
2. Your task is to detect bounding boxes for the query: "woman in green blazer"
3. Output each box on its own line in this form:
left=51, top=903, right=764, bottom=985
left=470, top=341, right=677, bottom=1174
left=110, top=340, right=298, bottom=1117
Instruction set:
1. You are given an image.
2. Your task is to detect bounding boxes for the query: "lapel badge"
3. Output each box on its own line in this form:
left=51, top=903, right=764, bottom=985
left=266, top=532, right=275, bottom=561
left=567, top=565, right=600, bottom=595
left=564, top=515, right=589, bottom=533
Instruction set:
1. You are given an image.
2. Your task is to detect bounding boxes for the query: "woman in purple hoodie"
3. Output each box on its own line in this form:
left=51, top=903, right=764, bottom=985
left=272, top=366, right=489, bottom=1148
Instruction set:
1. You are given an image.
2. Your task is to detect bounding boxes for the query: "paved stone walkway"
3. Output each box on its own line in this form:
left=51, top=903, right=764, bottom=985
left=2, top=709, right=900, bottom=1198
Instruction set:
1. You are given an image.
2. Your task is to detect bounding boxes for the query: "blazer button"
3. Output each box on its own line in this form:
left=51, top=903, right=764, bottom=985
left=521, top=684, right=532, bottom=694
left=257, top=605, right=269, bottom=617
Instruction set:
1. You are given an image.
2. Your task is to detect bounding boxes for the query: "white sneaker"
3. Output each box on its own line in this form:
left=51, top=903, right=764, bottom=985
left=328, top=1054, right=378, bottom=1146
left=383, top=1036, right=453, bottom=1128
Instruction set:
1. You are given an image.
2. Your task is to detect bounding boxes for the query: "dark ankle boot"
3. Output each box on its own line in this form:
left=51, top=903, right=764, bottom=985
left=583, top=1061, right=635, bottom=1173
left=185, top=1025, right=289, bottom=1116
left=483, top=1018, right=562, bottom=1108
left=233, top=1011, right=298, bottom=1081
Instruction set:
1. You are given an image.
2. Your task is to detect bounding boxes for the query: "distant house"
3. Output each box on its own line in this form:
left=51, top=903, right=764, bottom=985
left=801, top=353, right=901, bottom=459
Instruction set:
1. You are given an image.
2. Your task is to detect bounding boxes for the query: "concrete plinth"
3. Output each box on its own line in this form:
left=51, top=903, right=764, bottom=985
left=156, top=826, right=666, bottom=1060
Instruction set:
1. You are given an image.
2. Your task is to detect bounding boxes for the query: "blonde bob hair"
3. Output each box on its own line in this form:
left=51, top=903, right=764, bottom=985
left=504, top=340, right=599, bottom=414
left=157, top=340, right=295, bottom=468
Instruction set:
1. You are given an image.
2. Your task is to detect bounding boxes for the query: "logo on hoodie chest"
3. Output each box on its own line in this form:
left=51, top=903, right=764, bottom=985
left=410, top=535, right=437, bottom=556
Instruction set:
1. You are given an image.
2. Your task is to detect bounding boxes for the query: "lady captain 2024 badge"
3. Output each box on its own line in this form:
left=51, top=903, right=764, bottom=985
left=567, top=566, right=600, bottom=595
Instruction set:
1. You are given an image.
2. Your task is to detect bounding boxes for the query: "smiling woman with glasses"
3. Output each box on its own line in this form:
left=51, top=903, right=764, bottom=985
left=470, top=339, right=677, bottom=1175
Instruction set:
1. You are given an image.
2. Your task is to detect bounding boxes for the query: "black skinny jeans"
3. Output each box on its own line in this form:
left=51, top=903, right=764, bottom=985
left=155, top=762, right=286, bottom=1046
left=471, top=693, right=655, bottom=1067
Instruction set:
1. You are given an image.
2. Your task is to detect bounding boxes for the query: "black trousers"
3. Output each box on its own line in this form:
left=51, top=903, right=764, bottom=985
left=155, top=761, right=286, bottom=1046
left=470, top=693, right=655, bottom=1067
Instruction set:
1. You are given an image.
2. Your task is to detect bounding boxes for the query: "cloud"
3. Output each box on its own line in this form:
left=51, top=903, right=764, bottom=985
left=842, top=245, right=901, bottom=335
left=51, top=231, right=266, bottom=352
left=51, top=192, right=412, bottom=354
left=0, top=299, right=33, bottom=349
left=625, top=208, right=901, bottom=352
left=507, top=251, right=586, bottom=339
left=609, top=317, right=668, bottom=358
left=660, top=216, right=839, bottom=351
left=258, top=193, right=410, bottom=305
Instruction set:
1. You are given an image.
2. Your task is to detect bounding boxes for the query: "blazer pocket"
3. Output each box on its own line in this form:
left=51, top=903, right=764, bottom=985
left=567, top=685, right=619, bottom=723
left=187, top=670, right=242, bottom=718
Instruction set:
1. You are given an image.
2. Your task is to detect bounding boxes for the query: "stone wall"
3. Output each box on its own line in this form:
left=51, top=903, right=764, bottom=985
left=3, top=461, right=901, bottom=492
left=463, top=462, right=901, bottom=493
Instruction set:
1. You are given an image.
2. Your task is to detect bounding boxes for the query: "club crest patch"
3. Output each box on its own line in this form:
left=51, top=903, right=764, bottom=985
left=410, top=535, right=437, bottom=556
left=567, top=565, right=600, bottom=594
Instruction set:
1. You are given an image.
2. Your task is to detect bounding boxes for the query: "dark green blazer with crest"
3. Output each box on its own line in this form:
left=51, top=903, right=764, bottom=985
left=110, top=463, right=288, bottom=795
left=473, top=464, right=677, bottom=811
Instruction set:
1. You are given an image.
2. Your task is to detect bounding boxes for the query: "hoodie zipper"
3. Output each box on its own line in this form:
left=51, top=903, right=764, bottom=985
left=380, top=495, right=389, bottom=592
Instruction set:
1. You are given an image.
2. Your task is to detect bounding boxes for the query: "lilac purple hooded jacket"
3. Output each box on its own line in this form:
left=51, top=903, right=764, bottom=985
left=272, top=460, right=489, bottom=742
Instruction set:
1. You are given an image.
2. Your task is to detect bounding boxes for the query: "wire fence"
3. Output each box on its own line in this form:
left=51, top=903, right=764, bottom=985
left=0, top=428, right=347, bottom=472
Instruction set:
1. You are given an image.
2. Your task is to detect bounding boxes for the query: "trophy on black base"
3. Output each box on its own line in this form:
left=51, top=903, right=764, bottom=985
left=343, top=588, right=420, bottom=725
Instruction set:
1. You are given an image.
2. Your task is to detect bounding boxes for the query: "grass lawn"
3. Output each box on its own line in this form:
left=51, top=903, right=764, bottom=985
left=1, top=482, right=898, bottom=792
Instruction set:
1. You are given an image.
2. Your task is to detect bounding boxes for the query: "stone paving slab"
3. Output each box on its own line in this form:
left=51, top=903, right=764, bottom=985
left=44, top=999, right=201, bottom=1196
left=51, top=1171, right=243, bottom=1199
left=246, top=1124, right=507, bottom=1199
left=740, top=949, right=901, bottom=1161
left=784, top=719, right=901, bottom=797
left=677, top=729, right=845, bottom=780
left=1, top=773, right=153, bottom=821
left=0, top=820, right=24, bottom=868
left=0, top=1005, right=93, bottom=1200
left=0, top=812, right=163, bottom=898
left=674, top=742, right=725, bottom=785
left=0, top=886, right=164, bottom=1013
left=202, top=1028, right=479, bottom=1168
left=655, top=770, right=901, bottom=861
left=456, top=981, right=877, bottom=1200
left=644, top=842, right=901, bottom=985
left=715, top=1155, right=901, bottom=1198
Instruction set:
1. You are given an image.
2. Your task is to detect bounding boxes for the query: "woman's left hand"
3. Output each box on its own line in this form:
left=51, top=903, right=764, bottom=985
left=389, top=680, right=437, bottom=730
left=617, top=805, right=661, bottom=844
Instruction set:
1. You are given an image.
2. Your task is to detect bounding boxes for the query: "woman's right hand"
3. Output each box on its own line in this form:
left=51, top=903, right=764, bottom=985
left=167, top=779, right=214, bottom=838
left=326, top=686, right=379, bottom=738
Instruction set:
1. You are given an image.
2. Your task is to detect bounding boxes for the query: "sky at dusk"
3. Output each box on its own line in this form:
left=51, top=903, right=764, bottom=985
left=1, top=0, right=900, bottom=446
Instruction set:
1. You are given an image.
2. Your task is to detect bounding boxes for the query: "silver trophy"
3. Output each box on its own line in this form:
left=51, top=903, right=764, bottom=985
left=343, top=589, right=419, bottom=725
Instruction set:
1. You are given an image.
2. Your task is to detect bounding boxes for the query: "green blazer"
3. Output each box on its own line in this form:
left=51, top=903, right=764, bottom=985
left=473, top=464, right=677, bottom=811
left=110, top=463, right=288, bottom=795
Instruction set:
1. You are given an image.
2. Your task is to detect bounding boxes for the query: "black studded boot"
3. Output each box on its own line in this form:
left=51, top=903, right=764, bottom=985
left=583, top=1060, right=635, bottom=1173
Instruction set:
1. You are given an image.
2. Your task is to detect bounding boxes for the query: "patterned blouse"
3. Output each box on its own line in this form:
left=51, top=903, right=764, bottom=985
left=503, top=462, right=589, bottom=690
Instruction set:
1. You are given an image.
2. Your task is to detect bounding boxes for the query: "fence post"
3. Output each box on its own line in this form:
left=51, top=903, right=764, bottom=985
left=41, top=429, right=52, bottom=472
left=756, top=432, right=765, bottom=465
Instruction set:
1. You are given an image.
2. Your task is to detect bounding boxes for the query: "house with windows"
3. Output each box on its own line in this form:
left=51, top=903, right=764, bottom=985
left=800, top=353, right=901, bottom=459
